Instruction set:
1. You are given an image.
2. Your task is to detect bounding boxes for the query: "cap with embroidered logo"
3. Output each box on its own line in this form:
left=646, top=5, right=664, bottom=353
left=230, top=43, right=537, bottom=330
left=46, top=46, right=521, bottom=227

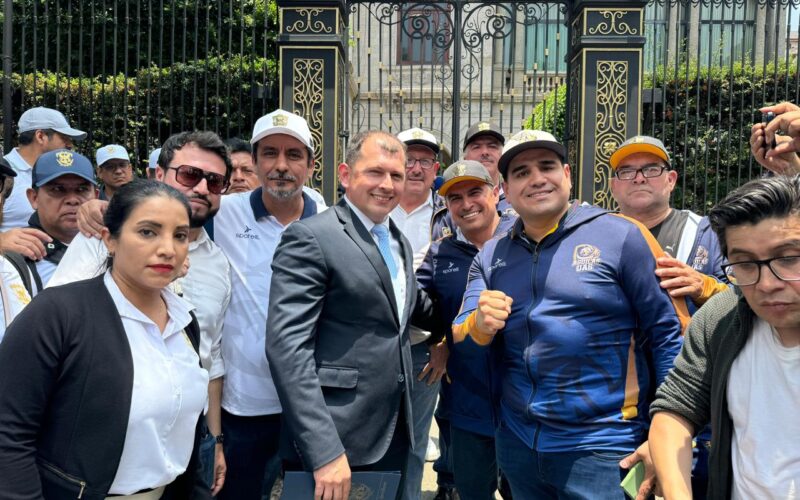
left=32, top=149, right=97, bottom=187
left=609, top=135, right=671, bottom=170
left=250, top=109, right=314, bottom=154
left=498, top=130, right=566, bottom=177
left=18, top=107, right=87, bottom=140
left=96, top=144, right=131, bottom=168
left=438, top=160, right=494, bottom=196
left=463, top=121, right=505, bottom=150
left=397, top=127, right=440, bottom=155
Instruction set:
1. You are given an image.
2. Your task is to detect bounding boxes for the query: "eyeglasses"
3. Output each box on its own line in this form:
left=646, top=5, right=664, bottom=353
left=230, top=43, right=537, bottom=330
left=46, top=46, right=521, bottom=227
left=614, top=164, right=666, bottom=181
left=165, top=165, right=229, bottom=195
left=406, top=158, right=436, bottom=170
left=99, top=161, right=131, bottom=171
left=722, top=256, right=800, bottom=286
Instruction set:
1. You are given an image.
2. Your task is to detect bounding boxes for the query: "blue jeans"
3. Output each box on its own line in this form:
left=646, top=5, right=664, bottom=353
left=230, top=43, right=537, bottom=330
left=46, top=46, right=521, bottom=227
left=217, top=410, right=281, bottom=500
left=432, top=415, right=455, bottom=489
left=451, top=426, right=497, bottom=500
left=496, top=424, right=628, bottom=500
left=403, top=343, right=441, bottom=500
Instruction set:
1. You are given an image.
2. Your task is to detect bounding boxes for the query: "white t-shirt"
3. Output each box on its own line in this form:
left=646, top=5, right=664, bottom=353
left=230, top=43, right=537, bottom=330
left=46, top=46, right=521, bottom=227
left=390, top=192, right=434, bottom=257
left=0, top=256, right=32, bottom=343
left=217, top=189, right=326, bottom=416
left=1, top=148, right=35, bottom=232
left=728, top=317, right=800, bottom=499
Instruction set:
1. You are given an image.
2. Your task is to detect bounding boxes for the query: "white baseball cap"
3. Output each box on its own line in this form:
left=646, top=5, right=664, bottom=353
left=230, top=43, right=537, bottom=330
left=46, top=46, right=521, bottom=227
left=18, top=107, right=87, bottom=140
left=148, top=148, right=162, bottom=170
left=96, top=144, right=130, bottom=167
left=397, top=127, right=440, bottom=155
left=250, top=109, right=313, bottom=153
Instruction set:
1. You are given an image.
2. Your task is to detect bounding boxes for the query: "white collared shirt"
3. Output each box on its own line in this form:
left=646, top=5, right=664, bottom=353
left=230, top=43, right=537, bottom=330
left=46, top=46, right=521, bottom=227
left=344, top=196, right=407, bottom=321
left=103, top=272, right=208, bottom=495
left=216, top=189, right=326, bottom=416
left=1, top=148, right=34, bottom=232
left=390, top=191, right=434, bottom=256
left=47, top=230, right=231, bottom=380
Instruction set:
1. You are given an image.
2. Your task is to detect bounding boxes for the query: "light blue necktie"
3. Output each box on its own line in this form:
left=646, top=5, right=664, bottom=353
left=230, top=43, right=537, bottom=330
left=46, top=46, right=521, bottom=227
left=372, top=224, right=398, bottom=279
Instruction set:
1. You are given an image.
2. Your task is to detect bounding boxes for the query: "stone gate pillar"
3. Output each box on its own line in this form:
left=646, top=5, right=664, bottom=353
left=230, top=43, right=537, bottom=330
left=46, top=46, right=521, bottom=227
left=566, top=0, right=648, bottom=208
left=277, top=0, right=347, bottom=204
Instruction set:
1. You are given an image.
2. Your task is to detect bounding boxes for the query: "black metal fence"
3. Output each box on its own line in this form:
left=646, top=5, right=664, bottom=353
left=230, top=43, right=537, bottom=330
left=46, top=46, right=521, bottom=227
left=1, top=0, right=278, bottom=172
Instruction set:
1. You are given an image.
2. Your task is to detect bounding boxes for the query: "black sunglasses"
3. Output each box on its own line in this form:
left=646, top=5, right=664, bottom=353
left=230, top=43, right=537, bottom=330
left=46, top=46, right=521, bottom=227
left=165, top=165, right=229, bottom=195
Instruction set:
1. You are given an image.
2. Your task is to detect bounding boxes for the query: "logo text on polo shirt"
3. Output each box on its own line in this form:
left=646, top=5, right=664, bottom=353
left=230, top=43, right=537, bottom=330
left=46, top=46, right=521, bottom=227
left=236, top=225, right=260, bottom=240
left=488, top=257, right=506, bottom=272
left=572, top=244, right=601, bottom=272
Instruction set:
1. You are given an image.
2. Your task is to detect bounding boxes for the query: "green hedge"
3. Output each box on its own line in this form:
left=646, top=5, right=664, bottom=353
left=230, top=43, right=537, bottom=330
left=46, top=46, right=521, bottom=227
left=525, top=60, right=798, bottom=213
left=4, top=55, right=277, bottom=175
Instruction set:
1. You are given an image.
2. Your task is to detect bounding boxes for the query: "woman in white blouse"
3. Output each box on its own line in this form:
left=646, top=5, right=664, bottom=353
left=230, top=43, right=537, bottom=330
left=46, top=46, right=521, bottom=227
left=0, top=179, right=210, bottom=500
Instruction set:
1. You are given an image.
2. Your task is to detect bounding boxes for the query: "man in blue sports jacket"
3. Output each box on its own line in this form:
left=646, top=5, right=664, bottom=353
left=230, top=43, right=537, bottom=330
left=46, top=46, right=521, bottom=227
left=451, top=130, right=684, bottom=500
left=417, top=160, right=515, bottom=500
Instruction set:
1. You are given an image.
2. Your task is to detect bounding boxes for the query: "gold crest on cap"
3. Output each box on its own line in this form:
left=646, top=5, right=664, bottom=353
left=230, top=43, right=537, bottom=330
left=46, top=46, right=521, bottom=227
left=106, top=146, right=116, bottom=153
left=272, top=114, right=289, bottom=127
left=56, top=151, right=74, bottom=167
left=633, top=136, right=645, bottom=143
left=477, top=122, right=490, bottom=131
left=411, top=130, right=425, bottom=139
left=454, top=162, right=467, bottom=176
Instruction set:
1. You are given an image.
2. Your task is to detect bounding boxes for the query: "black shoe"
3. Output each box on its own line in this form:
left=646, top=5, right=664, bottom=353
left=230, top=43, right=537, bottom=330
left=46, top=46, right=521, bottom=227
left=433, top=487, right=459, bottom=500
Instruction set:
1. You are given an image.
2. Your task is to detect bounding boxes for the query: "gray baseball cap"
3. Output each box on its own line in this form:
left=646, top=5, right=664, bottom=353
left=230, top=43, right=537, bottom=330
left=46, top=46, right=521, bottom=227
left=438, top=160, right=493, bottom=196
left=32, top=149, right=96, bottom=187
left=18, top=107, right=87, bottom=141
left=463, top=121, right=505, bottom=150
left=498, top=130, right=566, bottom=177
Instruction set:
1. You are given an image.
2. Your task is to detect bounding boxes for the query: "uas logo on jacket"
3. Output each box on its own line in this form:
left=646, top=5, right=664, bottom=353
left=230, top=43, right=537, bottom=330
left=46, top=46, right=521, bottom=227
left=572, top=244, right=601, bottom=272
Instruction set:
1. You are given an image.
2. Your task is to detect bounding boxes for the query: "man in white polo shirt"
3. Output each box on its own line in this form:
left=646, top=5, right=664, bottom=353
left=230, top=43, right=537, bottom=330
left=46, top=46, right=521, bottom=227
left=211, top=110, right=326, bottom=500
left=1, top=107, right=86, bottom=260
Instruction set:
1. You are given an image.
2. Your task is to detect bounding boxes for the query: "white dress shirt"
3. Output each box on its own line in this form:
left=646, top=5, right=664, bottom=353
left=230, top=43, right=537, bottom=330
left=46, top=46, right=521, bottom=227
left=103, top=272, right=209, bottom=495
left=1, top=148, right=34, bottom=232
left=390, top=191, right=434, bottom=256
left=344, top=196, right=407, bottom=321
left=47, top=230, right=231, bottom=379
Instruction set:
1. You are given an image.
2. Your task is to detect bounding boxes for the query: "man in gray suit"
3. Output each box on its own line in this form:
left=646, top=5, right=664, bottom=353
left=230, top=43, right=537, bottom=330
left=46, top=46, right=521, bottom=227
left=266, top=130, right=436, bottom=500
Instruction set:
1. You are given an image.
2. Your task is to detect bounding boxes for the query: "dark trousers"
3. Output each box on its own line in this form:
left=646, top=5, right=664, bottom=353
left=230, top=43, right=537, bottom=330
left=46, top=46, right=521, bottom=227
left=217, top=410, right=281, bottom=500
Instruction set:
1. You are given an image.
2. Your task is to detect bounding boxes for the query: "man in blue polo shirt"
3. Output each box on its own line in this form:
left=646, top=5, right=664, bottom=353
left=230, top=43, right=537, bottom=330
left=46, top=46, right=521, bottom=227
left=417, top=160, right=515, bottom=500
left=453, top=130, right=684, bottom=499
left=212, top=110, right=326, bottom=500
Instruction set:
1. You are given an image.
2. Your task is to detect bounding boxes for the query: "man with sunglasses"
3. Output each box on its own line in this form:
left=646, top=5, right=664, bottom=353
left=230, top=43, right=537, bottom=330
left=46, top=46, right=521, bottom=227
left=0, top=107, right=87, bottom=262
left=48, top=131, right=234, bottom=497
left=650, top=175, right=800, bottom=499
left=210, top=110, right=326, bottom=500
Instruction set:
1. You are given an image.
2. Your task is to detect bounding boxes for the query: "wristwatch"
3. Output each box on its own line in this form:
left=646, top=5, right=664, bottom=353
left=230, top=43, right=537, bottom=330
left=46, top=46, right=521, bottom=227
left=213, top=433, right=224, bottom=444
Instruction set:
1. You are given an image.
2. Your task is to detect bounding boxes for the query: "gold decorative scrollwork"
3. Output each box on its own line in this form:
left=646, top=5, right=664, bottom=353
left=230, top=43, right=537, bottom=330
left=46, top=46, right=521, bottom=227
left=571, top=16, right=582, bottom=47
left=286, top=8, right=332, bottom=34
left=588, top=11, right=637, bottom=36
left=593, top=60, right=627, bottom=209
left=293, top=58, right=325, bottom=183
left=568, top=63, right=580, bottom=173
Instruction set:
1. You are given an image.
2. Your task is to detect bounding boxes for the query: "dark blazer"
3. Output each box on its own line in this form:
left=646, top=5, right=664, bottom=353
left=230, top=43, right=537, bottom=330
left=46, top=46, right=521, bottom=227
left=266, top=199, right=435, bottom=470
left=0, top=275, right=210, bottom=500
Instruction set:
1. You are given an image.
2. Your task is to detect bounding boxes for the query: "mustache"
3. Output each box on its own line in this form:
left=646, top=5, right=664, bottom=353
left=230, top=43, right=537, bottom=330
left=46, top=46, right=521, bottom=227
left=267, top=173, right=297, bottom=182
left=188, top=194, right=211, bottom=205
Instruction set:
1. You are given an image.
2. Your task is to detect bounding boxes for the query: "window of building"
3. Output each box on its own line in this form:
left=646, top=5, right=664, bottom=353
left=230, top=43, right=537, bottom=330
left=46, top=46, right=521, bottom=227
left=397, top=4, right=452, bottom=65
left=697, top=1, right=755, bottom=66
left=523, top=5, right=568, bottom=73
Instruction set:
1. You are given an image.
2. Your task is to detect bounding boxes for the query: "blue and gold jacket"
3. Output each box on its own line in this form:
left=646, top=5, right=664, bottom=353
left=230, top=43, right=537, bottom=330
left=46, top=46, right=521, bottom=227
left=454, top=202, right=684, bottom=453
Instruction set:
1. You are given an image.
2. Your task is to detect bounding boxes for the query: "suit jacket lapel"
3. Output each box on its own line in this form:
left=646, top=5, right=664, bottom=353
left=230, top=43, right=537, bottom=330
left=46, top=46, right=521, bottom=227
left=335, top=201, right=400, bottom=325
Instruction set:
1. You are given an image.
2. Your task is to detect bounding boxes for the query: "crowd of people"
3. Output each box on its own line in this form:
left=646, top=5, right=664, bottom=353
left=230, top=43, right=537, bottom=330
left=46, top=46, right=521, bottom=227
left=0, top=101, right=797, bottom=500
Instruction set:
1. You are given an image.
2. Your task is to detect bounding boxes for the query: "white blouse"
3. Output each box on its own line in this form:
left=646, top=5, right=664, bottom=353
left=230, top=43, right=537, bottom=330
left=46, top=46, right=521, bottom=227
left=103, top=272, right=209, bottom=495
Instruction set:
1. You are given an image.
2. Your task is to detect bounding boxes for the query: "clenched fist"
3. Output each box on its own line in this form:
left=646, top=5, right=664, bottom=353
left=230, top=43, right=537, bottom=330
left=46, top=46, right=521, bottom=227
left=475, top=290, right=513, bottom=338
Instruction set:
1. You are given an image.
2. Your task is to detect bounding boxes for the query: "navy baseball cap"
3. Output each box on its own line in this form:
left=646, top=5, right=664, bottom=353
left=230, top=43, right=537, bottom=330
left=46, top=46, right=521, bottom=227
left=32, top=149, right=97, bottom=187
